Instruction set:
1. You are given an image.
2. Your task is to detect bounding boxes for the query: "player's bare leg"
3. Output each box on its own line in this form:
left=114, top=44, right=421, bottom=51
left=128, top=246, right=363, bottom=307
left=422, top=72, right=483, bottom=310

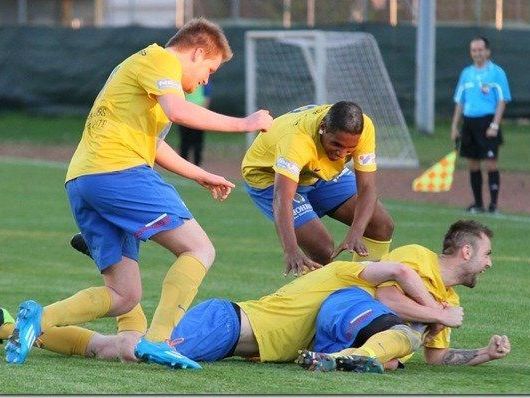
left=295, top=219, right=334, bottom=266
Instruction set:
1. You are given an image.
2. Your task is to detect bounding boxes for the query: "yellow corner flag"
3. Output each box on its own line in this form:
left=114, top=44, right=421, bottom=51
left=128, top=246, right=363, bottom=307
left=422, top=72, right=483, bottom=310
left=412, top=150, right=456, bottom=192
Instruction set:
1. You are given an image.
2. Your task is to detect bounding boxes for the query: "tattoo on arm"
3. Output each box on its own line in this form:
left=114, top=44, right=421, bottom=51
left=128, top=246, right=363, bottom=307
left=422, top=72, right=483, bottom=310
left=441, top=349, right=480, bottom=365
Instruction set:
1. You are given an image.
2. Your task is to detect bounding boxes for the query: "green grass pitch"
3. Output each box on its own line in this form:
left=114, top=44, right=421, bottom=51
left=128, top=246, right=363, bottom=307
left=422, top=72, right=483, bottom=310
left=0, top=156, right=529, bottom=394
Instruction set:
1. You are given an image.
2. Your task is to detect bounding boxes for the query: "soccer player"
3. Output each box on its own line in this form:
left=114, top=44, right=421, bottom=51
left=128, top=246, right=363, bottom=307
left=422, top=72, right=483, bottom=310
left=2, top=248, right=461, bottom=367
left=5, top=17, right=273, bottom=368
left=241, top=102, right=394, bottom=276
left=297, top=219, right=511, bottom=372
left=451, top=36, right=511, bottom=214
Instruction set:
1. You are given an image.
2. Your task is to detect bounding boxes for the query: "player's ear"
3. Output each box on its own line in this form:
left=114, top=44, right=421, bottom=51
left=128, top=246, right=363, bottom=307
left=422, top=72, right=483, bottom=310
left=461, top=243, right=472, bottom=261
left=192, top=47, right=206, bottom=62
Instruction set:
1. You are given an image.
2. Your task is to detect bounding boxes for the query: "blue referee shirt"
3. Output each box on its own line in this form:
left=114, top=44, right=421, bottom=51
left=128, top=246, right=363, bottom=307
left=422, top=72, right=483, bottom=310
left=453, top=60, right=511, bottom=117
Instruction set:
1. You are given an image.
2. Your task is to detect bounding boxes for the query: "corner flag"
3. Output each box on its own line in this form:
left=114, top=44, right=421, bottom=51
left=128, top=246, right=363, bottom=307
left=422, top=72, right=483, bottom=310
left=412, top=151, right=456, bottom=192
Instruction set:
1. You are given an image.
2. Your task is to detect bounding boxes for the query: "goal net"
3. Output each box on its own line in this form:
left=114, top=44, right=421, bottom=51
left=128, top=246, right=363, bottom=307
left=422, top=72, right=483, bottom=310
left=245, top=30, right=419, bottom=168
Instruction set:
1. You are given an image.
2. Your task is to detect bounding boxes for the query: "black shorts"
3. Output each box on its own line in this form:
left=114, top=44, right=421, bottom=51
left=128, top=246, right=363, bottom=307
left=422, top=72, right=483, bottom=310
left=459, top=114, right=503, bottom=160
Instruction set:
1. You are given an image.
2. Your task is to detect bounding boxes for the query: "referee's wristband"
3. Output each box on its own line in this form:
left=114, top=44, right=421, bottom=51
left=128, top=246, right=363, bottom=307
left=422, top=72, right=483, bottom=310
left=489, top=122, right=499, bottom=130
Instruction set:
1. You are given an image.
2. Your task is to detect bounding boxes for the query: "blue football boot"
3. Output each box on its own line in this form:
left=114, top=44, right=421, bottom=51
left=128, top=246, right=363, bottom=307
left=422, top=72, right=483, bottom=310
left=134, top=337, right=202, bottom=370
left=5, top=300, right=43, bottom=364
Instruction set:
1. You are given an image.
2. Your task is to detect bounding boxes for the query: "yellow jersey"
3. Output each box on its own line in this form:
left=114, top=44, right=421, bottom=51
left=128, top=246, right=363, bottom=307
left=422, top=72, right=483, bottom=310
left=380, top=244, right=460, bottom=349
left=66, top=43, right=185, bottom=182
left=237, top=260, right=376, bottom=362
left=241, top=104, right=377, bottom=189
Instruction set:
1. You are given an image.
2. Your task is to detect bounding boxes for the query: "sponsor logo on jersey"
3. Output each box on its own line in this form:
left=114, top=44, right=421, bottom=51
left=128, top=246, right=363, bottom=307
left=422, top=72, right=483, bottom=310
left=157, top=79, right=182, bottom=90
left=276, top=156, right=301, bottom=176
left=358, top=153, right=376, bottom=165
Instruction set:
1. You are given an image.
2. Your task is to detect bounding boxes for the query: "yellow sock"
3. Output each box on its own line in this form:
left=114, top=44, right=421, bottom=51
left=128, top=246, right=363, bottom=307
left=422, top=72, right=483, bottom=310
left=331, top=329, right=412, bottom=364
left=0, top=323, right=15, bottom=340
left=42, top=286, right=112, bottom=329
left=35, top=326, right=96, bottom=357
left=145, top=254, right=206, bottom=342
left=117, top=303, right=147, bottom=334
left=352, top=237, right=391, bottom=262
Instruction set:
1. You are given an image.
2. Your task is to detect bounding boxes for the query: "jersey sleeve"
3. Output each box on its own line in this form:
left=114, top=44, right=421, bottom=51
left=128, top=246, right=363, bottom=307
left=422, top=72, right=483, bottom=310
left=137, top=51, right=184, bottom=98
left=494, top=67, right=511, bottom=102
left=352, top=116, right=377, bottom=173
left=453, top=70, right=466, bottom=104
left=273, top=133, right=315, bottom=182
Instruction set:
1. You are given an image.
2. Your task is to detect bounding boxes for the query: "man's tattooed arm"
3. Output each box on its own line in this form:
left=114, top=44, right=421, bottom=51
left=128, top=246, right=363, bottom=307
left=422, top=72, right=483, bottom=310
left=441, top=349, right=483, bottom=365
left=425, top=335, right=511, bottom=366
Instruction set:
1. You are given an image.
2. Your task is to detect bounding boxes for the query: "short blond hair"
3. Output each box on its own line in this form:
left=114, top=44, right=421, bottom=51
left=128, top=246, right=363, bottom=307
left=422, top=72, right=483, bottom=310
left=165, top=17, right=233, bottom=62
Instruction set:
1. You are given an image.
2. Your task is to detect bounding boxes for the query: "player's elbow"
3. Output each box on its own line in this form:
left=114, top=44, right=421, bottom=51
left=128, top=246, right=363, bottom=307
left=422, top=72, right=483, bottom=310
left=391, top=263, right=411, bottom=284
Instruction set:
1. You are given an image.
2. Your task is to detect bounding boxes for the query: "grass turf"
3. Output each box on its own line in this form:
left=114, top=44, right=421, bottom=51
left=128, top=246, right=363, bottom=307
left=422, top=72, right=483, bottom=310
left=0, top=157, right=529, bottom=394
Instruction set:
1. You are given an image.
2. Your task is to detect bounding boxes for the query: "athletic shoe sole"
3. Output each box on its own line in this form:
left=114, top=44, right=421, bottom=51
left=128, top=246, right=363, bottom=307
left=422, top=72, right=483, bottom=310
left=5, top=300, right=43, bottom=364
left=335, top=355, right=384, bottom=373
left=296, top=349, right=336, bottom=371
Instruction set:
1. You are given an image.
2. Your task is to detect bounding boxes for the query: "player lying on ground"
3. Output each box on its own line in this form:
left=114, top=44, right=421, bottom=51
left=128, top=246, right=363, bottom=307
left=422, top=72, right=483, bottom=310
left=296, top=219, right=511, bottom=372
left=241, top=102, right=394, bottom=276
left=1, top=249, right=461, bottom=369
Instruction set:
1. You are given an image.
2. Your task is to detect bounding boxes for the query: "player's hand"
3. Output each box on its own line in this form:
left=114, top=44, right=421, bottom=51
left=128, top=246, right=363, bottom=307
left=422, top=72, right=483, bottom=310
left=331, top=234, right=368, bottom=260
left=207, top=185, right=232, bottom=201
left=196, top=172, right=235, bottom=201
left=284, top=250, right=322, bottom=277
left=486, top=335, right=511, bottom=360
left=439, top=305, right=464, bottom=328
left=486, top=127, right=498, bottom=138
left=244, top=110, right=273, bottom=132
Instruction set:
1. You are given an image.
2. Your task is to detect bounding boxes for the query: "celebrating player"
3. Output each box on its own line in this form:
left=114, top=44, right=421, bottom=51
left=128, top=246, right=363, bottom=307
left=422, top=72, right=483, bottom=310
left=5, top=17, right=273, bottom=369
left=241, top=102, right=394, bottom=276
left=298, top=219, right=511, bottom=372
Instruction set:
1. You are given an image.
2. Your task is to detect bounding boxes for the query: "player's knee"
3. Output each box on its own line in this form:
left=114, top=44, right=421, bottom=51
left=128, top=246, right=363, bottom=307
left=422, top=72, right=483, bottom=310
left=390, top=324, right=422, bottom=351
left=115, top=292, right=142, bottom=315
left=366, top=209, right=394, bottom=240
left=189, top=240, right=216, bottom=270
left=315, top=247, right=334, bottom=265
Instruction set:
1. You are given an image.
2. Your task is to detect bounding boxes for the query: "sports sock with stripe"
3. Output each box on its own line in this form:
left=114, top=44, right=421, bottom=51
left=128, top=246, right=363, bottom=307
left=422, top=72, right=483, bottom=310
left=145, top=254, right=206, bottom=342
left=331, top=328, right=414, bottom=364
left=117, top=303, right=147, bottom=334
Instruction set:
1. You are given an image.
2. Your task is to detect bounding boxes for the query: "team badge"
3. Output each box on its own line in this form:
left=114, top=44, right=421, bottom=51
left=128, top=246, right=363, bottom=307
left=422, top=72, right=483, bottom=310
left=358, top=153, right=376, bottom=165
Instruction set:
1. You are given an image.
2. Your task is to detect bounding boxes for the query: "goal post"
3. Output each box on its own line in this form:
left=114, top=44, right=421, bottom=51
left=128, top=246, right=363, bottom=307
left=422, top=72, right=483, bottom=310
left=245, top=30, right=419, bottom=169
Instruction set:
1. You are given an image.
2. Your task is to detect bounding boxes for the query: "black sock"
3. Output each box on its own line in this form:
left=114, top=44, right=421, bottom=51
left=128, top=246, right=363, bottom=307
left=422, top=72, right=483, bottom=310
left=488, top=170, right=500, bottom=206
left=470, top=170, right=483, bottom=207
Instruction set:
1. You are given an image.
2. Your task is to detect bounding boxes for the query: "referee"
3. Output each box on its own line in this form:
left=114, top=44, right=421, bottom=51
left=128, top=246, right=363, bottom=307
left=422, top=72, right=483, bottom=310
left=451, top=36, right=511, bottom=214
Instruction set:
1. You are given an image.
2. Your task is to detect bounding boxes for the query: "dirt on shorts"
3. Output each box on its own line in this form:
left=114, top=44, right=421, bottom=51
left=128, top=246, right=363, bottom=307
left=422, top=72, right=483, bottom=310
left=2, top=142, right=529, bottom=215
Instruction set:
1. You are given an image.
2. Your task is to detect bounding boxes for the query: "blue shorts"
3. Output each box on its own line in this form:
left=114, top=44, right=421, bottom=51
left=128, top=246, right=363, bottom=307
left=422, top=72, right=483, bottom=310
left=313, top=287, right=396, bottom=353
left=170, top=298, right=241, bottom=362
left=65, top=165, right=193, bottom=271
left=245, top=168, right=356, bottom=228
